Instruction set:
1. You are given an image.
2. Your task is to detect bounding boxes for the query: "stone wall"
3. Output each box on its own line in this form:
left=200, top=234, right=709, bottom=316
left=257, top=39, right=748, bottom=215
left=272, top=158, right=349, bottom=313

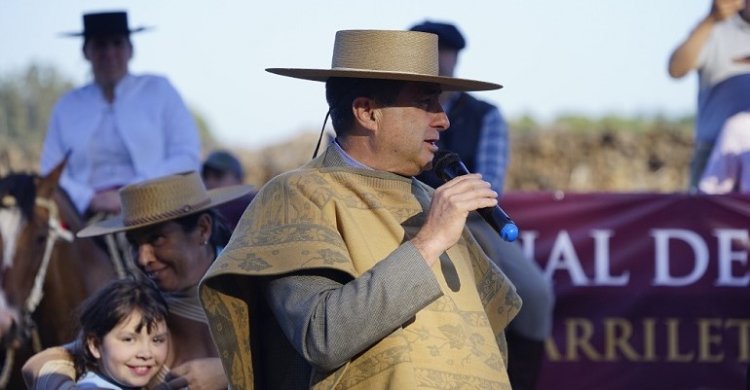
left=238, top=127, right=695, bottom=193
left=3, top=127, right=695, bottom=194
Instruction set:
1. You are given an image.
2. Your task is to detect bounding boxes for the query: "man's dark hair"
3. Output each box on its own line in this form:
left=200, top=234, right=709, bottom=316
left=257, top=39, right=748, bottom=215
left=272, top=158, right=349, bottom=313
left=325, top=77, right=405, bottom=136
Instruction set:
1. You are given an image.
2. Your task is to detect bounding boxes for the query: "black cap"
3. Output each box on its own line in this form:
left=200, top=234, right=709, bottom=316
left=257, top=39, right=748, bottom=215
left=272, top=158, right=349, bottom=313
left=202, top=150, right=244, bottom=179
left=409, top=20, right=466, bottom=51
left=63, top=11, right=150, bottom=37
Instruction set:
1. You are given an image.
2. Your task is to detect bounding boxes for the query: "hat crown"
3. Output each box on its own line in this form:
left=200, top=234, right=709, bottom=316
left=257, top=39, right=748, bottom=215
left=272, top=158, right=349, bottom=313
left=120, top=171, right=211, bottom=226
left=265, top=29, right=501, bottom=91
left=409, top=21, right=466, bottom=51
left=331, top=30, right=439, bottom=77
left=82, top=11, right=130, bottom=37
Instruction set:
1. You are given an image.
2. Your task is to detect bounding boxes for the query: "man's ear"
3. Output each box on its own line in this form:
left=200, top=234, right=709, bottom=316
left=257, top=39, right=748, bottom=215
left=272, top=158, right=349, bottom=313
left=352, top=97, right=379, bottom=131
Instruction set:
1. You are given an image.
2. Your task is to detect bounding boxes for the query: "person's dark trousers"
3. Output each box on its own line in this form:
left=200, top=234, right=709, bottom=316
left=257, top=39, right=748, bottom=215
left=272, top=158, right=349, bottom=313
left=507, top=329, right=545, bottom=390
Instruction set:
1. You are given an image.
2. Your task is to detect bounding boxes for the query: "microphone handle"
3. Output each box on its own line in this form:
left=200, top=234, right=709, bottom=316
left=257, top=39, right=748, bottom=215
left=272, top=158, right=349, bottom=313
left=432, top=150, right=518, bottom=241
left=476, top=205, right=519, bottom=242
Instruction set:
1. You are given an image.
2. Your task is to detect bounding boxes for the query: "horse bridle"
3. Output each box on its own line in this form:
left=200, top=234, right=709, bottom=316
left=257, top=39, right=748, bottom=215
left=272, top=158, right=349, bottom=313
left=24, top=196, right=74, bottom=315
left=0, top=194, right=73, bottom=386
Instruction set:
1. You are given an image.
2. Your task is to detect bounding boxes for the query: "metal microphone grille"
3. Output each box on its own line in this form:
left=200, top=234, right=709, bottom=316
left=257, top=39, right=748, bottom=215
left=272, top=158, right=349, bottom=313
left=432, top=150, right=464, bottom=182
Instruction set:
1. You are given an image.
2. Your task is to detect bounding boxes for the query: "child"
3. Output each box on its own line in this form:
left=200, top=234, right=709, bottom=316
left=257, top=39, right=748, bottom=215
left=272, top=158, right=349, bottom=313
left=73, top=277, right=169, bottom=389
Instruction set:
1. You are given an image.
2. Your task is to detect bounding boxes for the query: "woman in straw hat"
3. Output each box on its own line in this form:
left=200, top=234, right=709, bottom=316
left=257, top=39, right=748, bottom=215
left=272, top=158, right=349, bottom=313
left=23, top=171, right=253, bottom=389
left=200, top=30, right=521, bottom=389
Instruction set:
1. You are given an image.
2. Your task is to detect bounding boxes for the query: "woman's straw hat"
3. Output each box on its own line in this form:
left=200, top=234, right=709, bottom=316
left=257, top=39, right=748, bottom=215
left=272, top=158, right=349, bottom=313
left=266, top=30, right=501, bottom=91
left=77, top=171, right=252, bottom=237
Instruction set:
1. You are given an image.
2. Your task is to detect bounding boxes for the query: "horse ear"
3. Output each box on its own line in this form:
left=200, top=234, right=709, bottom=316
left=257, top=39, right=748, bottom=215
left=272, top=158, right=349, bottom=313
left=37, top=153, right=69, bottom=197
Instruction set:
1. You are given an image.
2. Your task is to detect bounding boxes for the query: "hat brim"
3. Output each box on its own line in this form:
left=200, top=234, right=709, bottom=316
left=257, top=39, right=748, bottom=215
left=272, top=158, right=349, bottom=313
left=266, top=68, right=501, bottom=91
left=60, top=26, right=152, bottom=37
left=77, top=184, right=253, bottom=238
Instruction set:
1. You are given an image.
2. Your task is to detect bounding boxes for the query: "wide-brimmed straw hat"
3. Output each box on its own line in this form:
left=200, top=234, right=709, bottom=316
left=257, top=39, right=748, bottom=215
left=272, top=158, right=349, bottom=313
left=62, top=11, right=151, bottom=38
left=77, top=171, right=252, bottom=238
left=267, top=30, right=501, bottom=91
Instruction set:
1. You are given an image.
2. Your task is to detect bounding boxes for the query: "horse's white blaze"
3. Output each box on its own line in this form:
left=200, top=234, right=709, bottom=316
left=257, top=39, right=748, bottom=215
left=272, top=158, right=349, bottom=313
left=0, top=206, right=23, bottom=270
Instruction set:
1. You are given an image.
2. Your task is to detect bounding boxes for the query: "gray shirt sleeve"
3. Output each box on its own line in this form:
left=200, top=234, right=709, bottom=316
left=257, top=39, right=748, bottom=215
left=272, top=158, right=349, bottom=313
left=263, top=241, right=443, bottom=372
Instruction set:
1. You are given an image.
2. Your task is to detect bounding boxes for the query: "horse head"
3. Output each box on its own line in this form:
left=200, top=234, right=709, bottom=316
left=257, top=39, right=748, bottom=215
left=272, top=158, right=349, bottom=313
left=0, top=160, right=73, bottom=350
left=0, top=158, right=117, bottom=387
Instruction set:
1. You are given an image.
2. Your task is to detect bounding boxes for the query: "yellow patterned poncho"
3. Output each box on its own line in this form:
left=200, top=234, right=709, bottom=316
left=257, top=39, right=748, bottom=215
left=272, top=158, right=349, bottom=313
left=200, top=145, right=521, bottom=389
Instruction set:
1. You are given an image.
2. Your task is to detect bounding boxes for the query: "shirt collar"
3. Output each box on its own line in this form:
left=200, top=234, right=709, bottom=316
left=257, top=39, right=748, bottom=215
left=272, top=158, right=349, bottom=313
left=332, top=139, right=373, bottom=170
left=731, top=12, right=750, bottom=32
left=113, top=73, right=134, bottom=97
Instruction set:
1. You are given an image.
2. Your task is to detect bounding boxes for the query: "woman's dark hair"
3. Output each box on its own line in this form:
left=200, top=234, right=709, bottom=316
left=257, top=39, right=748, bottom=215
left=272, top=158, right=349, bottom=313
left=325, top=77, right=405, bottom=137
left=174, top=208, right=232, bottom=249
left=73, top=277, right=168, bottom=378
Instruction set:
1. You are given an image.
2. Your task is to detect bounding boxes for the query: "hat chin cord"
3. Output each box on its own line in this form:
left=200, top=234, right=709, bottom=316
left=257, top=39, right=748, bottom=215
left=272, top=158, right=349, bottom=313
left=312, top=110, right=332, bottom=159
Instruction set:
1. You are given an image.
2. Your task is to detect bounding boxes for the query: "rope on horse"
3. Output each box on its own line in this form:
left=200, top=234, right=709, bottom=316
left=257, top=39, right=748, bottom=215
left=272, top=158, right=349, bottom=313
left=0, top=347, right=14, bottom=388
left=88, top=212, right=133, bottom=279
left=26, top=197, right=73, bottom=313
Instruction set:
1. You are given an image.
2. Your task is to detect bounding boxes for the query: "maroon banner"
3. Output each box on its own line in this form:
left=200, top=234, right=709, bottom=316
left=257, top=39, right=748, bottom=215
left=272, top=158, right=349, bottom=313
left=501, top=192, right=750, bottom=390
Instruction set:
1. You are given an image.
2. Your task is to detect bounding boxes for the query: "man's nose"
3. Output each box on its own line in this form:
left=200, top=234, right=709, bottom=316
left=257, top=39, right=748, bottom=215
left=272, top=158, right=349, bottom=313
left=433, top=110, right=450, bottom=132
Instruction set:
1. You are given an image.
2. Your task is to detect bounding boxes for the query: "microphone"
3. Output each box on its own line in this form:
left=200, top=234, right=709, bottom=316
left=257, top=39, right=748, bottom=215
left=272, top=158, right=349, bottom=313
left=432, top=150, right=519, bottom=242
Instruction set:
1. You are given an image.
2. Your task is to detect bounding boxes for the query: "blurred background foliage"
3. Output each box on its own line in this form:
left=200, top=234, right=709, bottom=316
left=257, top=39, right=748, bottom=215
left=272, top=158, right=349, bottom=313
left=1, top=62, right=694, bottom=192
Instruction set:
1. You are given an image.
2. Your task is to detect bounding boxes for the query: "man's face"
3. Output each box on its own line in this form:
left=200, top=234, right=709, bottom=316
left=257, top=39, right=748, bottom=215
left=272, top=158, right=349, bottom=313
left=438, top=48, right=459, bottom=77
left=370, top=82, right=450, bottom=176
left=84, top=35, right=132, bottom=88
left=202, top=170, right=241, bottom=190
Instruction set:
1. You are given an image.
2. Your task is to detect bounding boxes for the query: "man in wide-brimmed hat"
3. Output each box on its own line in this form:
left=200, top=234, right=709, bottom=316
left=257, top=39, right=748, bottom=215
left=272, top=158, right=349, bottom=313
left=200, top=30, right=522, bottom=389
left=39, top=10, right=200, bottom=218
left=23, top=171, right=253, bottom=389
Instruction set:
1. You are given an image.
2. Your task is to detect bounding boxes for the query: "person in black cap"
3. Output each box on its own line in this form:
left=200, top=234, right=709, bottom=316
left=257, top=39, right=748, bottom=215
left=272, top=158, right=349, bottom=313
left=202, top=150, right=246, bottom=190
left=411, top=20, right=555, bottom=390
left=201, top=150, right=256, bottom=229
left=39, top=11, right=201, bottom=218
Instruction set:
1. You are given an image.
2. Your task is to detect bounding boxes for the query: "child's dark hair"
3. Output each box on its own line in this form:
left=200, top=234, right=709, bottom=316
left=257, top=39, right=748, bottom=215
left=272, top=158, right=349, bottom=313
left=73, top=277, right=169, bottom=378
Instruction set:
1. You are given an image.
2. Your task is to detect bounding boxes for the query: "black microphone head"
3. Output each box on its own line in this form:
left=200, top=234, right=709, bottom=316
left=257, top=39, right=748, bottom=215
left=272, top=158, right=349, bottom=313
left=432, top=150, right=467, bottom=183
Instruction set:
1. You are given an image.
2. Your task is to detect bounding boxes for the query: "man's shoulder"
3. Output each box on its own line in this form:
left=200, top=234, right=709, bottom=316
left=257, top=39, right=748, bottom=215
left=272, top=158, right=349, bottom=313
left=259, top=166, right=328, bottom=193
left=54, top=82, right=96, bottom=106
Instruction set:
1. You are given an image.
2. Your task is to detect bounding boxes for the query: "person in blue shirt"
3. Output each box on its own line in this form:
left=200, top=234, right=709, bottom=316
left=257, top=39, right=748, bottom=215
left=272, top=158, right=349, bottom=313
left=411, top=20, right=555, bottom=390
left=668, top=0, right=750, bottom=191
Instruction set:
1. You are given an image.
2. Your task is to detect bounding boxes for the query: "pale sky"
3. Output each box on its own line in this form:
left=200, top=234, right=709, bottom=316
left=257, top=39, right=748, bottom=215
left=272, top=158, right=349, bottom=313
left=1, top=0, right=710, bottom=149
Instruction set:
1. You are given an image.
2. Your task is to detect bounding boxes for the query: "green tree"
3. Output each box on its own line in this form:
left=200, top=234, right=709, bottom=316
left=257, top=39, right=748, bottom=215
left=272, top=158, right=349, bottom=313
left=0, top=64, right=73, bottom=144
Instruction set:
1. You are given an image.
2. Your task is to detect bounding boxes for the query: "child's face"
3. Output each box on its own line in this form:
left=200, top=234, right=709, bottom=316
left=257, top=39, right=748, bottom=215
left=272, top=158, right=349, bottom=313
left=88, top=310, right=169, bottom=387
